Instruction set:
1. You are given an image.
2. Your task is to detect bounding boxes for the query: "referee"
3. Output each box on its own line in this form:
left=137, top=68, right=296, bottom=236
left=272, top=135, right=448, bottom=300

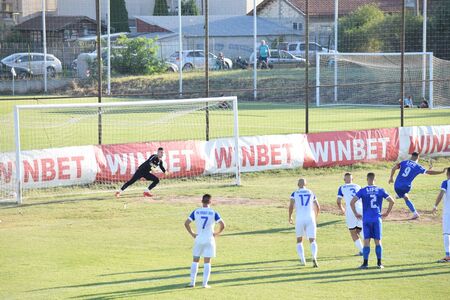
left=116, top=147, right=168, bottom=197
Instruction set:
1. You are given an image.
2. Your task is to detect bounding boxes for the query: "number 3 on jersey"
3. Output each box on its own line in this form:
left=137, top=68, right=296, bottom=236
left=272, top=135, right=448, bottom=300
left=369, top=194, right=378, bottom=209
left=200, top=216, right=208, bottom=229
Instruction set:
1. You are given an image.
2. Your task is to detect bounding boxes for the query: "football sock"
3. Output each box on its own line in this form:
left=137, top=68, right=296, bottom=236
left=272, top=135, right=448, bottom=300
left=190, top=262, right=199, bottom=286
left=354, top=239, right=363, bottom=252
left=296, top=243, right=306, bottom=263
left=311, top=241, right=318, bottom=260
left=375, top=245, right=383, bottom=260
left=363, top=246, right=370, bottom=260
left=444, top=234, right=450, bottom=257
left=405, top=199, right=416, bottom=213
left=203, top=263, right=211, bottom=287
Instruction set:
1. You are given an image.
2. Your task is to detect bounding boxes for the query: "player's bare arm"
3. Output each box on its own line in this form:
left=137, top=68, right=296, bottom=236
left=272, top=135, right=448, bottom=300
left=426, top=168, right=447, bottom=175
left=389, top=164, right=400, bottom=184
left=350, top=196, right=361, bottom=219
left=213, top=220, right=226, bottom=237
left=382, top=196, right=395, bottom=219
left=432, top=190, right=445, bottom=215
left=314, top=199, right=321, bottom=219
left=288, top=199, right=295, bottom=224
left=184, top=219, right=197, bottom=238
left=336, top=197, right=345, bottom=214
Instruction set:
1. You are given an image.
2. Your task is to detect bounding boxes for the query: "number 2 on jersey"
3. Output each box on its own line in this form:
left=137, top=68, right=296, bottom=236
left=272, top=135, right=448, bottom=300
left=200, top=216, right=208, bottom=229
left=299, top=194, right=311, bottom=206
left=369, top=194, right=378, bottom=209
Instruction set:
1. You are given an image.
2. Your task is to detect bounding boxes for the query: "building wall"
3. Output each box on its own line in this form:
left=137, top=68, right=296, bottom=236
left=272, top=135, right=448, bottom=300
left=258, top=0, right=304, bottom=31
left=20, top=0, right=56, bottom=20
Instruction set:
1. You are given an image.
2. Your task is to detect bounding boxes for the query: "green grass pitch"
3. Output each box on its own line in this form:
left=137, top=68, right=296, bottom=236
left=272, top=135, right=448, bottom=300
left=1, top=160, right=450, bottom=299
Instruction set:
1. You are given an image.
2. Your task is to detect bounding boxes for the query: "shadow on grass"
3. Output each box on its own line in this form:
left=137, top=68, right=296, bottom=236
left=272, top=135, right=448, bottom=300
left=224, top=220, right=341, bottom=237
left=34, top=260, right=447, bottom=299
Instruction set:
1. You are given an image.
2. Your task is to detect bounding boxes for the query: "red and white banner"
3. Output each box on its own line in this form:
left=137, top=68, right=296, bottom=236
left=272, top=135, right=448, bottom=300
left=2, top=126, right=450, bottom=190
left=204, top=134, right=308, bottom=174
left=304, top=128, right=399, bottom=167
left=0, top=146, right=97, bottom=189
left=95, top=140, right=206, bottom=182
left=399, top=125, right=450, bottom=159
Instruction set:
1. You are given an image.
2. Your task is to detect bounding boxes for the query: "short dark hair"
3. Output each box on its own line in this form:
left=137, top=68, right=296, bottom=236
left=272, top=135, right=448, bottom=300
left=411, top=152, right=419, bottom=158
left=344, top=172, right=352, bottom=177
left=447, top=167, right=450, bottom=175
left=158, top=147, right=164, bottom=151
left=202, top=194, right=212, bottom=204
left=367, top=172, right=375, bottom=180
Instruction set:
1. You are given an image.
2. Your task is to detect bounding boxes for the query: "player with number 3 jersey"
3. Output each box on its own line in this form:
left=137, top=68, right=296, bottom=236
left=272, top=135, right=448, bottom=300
left=289, top=178, right=320, bottom=268
left=389, top=152, right=445, bottom=219
left=337, top=173, right=364, bottom=255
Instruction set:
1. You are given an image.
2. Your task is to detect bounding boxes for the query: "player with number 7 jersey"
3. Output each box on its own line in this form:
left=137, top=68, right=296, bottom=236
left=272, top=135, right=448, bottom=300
left=184, top=194, right=225, bottom=288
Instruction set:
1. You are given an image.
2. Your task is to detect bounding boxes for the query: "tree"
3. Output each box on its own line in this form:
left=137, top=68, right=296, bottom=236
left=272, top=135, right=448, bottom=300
left=154, top=0, right=169, bottom=16
left=378, top=13, right=423, bottom=52
left=338, top=4, right=385, bottom=52
left=428, top=1, right=450, bottom=59
left=181, top=0, right=199, bottom=15
left=110, top=0, right=130, bottom=32
left=111, top=35, right=165, bottom=75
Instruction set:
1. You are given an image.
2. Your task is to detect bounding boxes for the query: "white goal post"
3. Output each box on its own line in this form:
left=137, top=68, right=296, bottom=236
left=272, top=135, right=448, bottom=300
left=10, top=96, right=240, bottom=204
left=316, top=52, right=434, bottom=108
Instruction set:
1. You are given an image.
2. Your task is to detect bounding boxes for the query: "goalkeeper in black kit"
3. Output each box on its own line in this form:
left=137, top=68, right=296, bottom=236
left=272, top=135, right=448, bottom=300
left=115, top=147, right=169, bottom=198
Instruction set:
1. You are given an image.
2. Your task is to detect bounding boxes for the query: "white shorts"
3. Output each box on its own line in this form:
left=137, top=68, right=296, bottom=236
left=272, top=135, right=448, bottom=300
left=443, top=214, right=450, bottom=235
left=193, top=239, right=216, bottom=258
left=346, top=212, right=363, bottom=230
left=295, top=219, right=316, bottom=239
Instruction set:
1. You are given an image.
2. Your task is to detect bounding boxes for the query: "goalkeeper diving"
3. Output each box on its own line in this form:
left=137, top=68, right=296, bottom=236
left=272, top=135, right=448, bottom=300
left=115, top=147, right=168, bottom=198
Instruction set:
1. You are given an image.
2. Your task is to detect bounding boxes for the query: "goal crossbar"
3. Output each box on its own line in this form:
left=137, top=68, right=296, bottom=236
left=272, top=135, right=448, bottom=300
left=13, top=96, right=240, bottom=204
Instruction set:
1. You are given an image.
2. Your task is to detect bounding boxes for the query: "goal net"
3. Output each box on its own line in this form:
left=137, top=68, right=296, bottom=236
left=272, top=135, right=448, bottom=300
left=315, top=52, right=450, bottom=108
left=1, top=97, right=240, bottom=204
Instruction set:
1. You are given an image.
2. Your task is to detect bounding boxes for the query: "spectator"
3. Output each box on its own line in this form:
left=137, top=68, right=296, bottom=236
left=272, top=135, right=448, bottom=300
left=417, top=98, right=429, bottom=108
left=258, top=40, right=270, bottom=67
left=404, top=95, right=413, bottom=108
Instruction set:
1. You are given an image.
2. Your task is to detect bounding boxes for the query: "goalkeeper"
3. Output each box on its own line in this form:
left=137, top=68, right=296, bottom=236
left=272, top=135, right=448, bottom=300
left=115, top=147, right=168, bottom=198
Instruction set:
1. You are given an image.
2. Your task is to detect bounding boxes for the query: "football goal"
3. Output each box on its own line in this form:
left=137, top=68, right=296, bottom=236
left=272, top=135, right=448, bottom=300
left=2, top=96, right=240, bottom=204
left=315, top=52, right=450, bottom=108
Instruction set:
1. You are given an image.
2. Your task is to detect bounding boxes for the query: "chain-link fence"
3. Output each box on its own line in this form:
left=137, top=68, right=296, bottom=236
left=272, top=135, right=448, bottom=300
left=0, top=0, right=449, bottom=135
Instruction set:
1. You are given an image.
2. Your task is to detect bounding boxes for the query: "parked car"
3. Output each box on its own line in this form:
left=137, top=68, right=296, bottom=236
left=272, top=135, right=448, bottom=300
left=249, top=50, right=307, bottom=69
left=168, top=50, right=233, bottom=71
left=1, top=53, right=62, bottom=77
left=287, top=42, right=335, bottom=63
left=166, top=61, right=179, bottom=72
left=0, top=63, right=33, bottom=80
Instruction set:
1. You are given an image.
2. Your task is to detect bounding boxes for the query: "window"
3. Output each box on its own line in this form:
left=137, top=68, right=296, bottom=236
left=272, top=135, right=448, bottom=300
left=186, top=52, right=195, bottom=57
left=299, top=44, right=306, bottom=51
left=46, top=55, right=55, bottom=61
left=288, top=44, right=297, bottom=51
left=32, top=55, right=44, bottom=62
left=298, top=23, right=303, bottom=31
left=18, top=55, right=31, bottom=63
left=271, top=51, right=279, bottom=58
left=293, top=22, right=297, bottom=30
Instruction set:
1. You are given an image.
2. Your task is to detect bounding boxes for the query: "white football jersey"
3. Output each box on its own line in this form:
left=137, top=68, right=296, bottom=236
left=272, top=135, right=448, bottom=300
left=188, top=207, right=222, bottom=242
left=441, top=179, right=450, bottom=217
left=337, top=183, right=362, bottom=214
left=290, top=188, right=317, bottom=221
